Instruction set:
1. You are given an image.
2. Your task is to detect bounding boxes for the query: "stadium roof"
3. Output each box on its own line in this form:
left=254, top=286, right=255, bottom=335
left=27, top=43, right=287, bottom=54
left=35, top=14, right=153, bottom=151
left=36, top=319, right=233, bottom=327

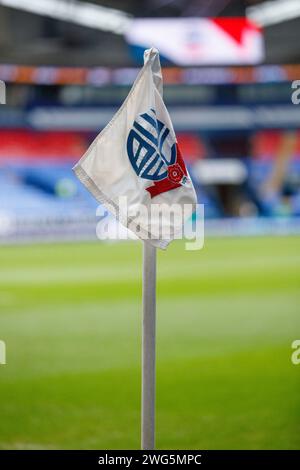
left=0, top=0, right=299, bottom=66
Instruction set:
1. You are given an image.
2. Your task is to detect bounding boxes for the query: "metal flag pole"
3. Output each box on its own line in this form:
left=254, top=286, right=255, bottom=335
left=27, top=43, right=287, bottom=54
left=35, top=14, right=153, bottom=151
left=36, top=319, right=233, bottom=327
left=141, top=241, right=157, bottom=450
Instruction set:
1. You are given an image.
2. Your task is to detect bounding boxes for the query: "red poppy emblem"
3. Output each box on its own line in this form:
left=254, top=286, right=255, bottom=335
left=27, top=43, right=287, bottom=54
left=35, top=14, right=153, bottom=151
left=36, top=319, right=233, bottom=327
left=168, top=164, right=184, bottom=184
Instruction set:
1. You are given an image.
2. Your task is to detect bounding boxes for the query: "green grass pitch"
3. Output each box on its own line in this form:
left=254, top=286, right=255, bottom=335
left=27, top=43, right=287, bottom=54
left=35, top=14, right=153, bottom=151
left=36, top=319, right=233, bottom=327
left=0, top=236, right=299, bottom=449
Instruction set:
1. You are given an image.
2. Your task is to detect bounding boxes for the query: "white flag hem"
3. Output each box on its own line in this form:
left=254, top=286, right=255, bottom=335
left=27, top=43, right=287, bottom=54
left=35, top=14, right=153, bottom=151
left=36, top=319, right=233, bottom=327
left=73, top=163, right=170, bottom=250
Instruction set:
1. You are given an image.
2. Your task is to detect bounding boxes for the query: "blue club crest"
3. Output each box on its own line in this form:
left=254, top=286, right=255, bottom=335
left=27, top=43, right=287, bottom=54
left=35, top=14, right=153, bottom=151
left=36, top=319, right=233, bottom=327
left=127, top=109, right=176, bottom=181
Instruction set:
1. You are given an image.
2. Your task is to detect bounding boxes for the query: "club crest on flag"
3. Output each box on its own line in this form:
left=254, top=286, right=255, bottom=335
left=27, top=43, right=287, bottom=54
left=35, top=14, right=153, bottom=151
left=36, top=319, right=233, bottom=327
left=127, top=109, right=188, bottom=198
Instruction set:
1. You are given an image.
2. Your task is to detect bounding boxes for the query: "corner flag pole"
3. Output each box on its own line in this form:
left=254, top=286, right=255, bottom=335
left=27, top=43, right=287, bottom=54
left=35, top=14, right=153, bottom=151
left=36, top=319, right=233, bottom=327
left=141, top=241, right=157, bottom=450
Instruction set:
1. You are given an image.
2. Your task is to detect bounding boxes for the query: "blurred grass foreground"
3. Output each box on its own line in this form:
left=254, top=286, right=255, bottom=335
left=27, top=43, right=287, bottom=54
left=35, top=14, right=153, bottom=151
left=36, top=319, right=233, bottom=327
left=0, top=236, right=299, bottom=449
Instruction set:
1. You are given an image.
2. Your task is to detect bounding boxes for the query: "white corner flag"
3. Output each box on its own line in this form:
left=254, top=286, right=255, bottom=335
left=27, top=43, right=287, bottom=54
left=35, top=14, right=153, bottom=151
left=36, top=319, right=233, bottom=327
left=73, top=48, right=197, bottom=451
left=73, top=47, right=197, bottom=249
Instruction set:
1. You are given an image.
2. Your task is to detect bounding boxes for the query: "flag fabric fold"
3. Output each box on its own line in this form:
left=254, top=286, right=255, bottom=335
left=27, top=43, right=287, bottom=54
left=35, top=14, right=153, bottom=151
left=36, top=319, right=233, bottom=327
left=73, top=47, right=197, bottom=249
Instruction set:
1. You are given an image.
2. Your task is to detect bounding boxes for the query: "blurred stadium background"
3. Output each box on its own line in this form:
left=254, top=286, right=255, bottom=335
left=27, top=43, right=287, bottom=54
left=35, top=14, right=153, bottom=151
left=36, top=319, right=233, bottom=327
left=0, top=0, right=299, bottom=450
